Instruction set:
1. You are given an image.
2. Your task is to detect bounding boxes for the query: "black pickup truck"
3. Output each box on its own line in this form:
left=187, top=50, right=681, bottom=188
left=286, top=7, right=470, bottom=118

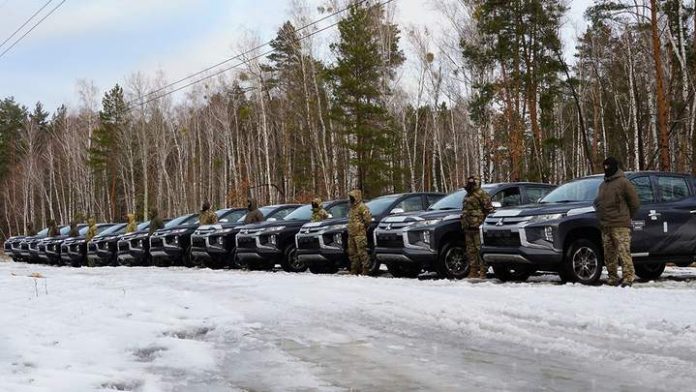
left=296, top=192, right=445, bottom=275
left=373, top=183, right=555, bottom=278
left=38, top=225, right=82, bottom=265
left=117, top=216, right=183, bottom=266
left=481, top=172, right=696, bottom=284
left=236, top=200, right=349, bottom=272
left=60, top=224, right=117, bottom=267
left=191, top=204, right=301, bottom=269
left=150, top=208, right=247, bottom=267
left=86, top=223, right=131, bottom=266
left=16, top=228, right=50, bottom=263
left=4, top=235, right=25, bottom=261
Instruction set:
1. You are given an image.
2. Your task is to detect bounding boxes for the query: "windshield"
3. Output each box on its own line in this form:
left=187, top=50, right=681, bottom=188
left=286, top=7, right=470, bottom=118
left=429, top=186, right=495, bottom=210
left=366, top=196, right=401, bottom=215
left=59, top=226, right=71, bottom=236
left=236, top=206, right=276, bottom=222
left=98, top=223, right=127, bottom=236
left=219, top=209, right=246, bottom=223
left=37, top=228, right=48, bottom=236
left=136, top=221, right=150, bottom=231
left=165, top=214, right=196, bottom=228
left=541, top=177, right=603, bottom=203
left=283, top=204, right=313, bottom=221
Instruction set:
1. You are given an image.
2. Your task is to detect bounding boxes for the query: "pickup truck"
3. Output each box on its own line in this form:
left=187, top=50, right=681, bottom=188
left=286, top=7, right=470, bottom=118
left=373, top=183, right=555, bottom=278
left=236, top=200, right=348, bottom=271
left=60, top=223, right=117, bottom=267
left=481, top=172, right=696, bottom=284
left=296, top=192, right=445, bottom=275
left=191, top=204, right=301, bottom=269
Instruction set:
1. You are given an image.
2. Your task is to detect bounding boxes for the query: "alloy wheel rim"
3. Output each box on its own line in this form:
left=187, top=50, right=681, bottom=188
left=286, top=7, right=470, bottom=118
left=446, top=247, right=467, bottom=274
left=572, top=247, right=598, bottom=280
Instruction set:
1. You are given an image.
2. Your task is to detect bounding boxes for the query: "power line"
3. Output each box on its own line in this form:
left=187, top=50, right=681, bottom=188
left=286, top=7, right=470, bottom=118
left=0, top=0, right=54, bottom=51
left=128, top=0, right=388, bottom=108
left=0, top=0, right=67, bottom=60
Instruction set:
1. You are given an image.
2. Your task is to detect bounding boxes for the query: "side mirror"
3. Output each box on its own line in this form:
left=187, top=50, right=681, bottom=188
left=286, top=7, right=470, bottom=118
left=268, top=218, right=277, bottom=222
left=390, top=208, right=405, bottom=215
left=492, top=201, right=502, bottom=209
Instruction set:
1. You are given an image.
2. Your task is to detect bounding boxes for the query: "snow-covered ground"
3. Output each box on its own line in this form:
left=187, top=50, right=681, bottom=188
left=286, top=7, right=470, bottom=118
left=1, top=261, right=695, bottom=392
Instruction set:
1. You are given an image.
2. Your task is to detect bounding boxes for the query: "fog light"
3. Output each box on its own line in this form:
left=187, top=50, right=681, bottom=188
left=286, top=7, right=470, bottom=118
left=269, top=235, right=277, bottom=245
left=217, top=237, right=224, bottom=245
left=173, top=236, right=179, bottom=245
left=544, top=226, right=554, bottom=242
left=422, top=231, right=431, bottom=245
left=334, top=233, right=343, bottom=246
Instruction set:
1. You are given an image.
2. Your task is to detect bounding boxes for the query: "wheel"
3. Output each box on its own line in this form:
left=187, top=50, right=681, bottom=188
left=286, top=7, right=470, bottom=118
left=309, top=264, right=338, bottom=274
left=281, top=245, right=307, bottom=273
left=562, top=239, right=603, bottom=285
left=387, top=263, right=420, bottom=278
left=436, top=241, right=469, bottom=280
left=635, top=262, right=666, bottom=280
left=492, top=265, right=534, bottom=282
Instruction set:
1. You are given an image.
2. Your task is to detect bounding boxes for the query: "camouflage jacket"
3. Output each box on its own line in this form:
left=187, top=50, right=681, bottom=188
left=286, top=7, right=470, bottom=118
left=461, top=188, right=493, bottom=231
left=86, top=224, right=97, bottom=241
left=347, top=190, right=372, bottom=237
left=311, top=207, right=330, bottom=222
left=199, top=209, right=218, bottom=225
left=149, top=217, right=164, bottom=236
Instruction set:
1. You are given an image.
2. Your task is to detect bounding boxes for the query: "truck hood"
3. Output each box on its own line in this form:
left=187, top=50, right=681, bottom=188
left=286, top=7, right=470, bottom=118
left=238, top=219, right=307, bottom=231
left=488, top=201, right=595, bottom=218
left=385, top=209, right=462, bottom=222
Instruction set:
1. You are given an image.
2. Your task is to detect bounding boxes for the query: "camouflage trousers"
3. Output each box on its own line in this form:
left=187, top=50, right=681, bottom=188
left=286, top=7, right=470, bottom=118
left=602, top=227, right=635, bottom=284
left=464, top=230, right=486, bottom=278
left=347, top=235, right=370, bottom=275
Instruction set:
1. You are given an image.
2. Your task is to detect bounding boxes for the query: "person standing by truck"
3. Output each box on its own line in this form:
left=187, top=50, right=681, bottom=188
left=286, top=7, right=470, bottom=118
left=148, top=209, right=165, bottom=236
left=347, top=190, right=372, bottom=275
left=462, top=176, right=493, bottom=279
left=199, top=201, right=218, bottom=225
left=311, top=198, right=330, bottom=222
left=125, top=213, right=137, bottom=233
left=244, top=199, right=264, bottom=224
left=594, top=157, right=640, bottom=287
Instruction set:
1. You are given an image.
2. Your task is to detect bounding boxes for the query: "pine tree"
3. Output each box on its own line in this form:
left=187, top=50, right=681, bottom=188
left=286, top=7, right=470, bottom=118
left=329, top=2, right=404, bottom=197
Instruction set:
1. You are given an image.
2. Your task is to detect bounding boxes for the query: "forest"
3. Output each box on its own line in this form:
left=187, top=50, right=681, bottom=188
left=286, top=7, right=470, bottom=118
left=0, top=0, right=694, bottom=237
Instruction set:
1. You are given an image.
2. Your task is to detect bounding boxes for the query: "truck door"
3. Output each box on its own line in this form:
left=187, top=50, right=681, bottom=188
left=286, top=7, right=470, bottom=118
left=650, top=175, right=696, bottom=256
left=628, top=175, right=660, bottom=256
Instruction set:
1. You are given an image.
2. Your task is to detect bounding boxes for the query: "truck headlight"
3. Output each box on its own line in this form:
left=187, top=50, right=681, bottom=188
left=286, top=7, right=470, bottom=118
left=528, top=214, right=564, bottom=223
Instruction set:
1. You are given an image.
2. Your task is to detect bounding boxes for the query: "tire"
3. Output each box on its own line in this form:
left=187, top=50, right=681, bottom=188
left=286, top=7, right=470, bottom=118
left=309, top=264, right=338, bottom=274
left=492, top=265, right=534, bottom=282
left=562, top=239, right=603, bottom=285
left=635, top=262, right=666, bottom=280
left=436, top=241, right=469, bottom=280
left=281, top=245, right=307, bottom=273
left=387, top=263, right=420, bottom=278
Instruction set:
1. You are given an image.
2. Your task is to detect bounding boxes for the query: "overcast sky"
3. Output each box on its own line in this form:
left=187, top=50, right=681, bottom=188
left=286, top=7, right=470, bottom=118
left=0, top=0, right=594, bottom=111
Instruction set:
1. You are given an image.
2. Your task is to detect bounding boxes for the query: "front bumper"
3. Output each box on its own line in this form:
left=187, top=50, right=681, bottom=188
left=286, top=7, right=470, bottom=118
left=295, top=232, right=347, bottom=267
left=481, top=224, right=563, bottom=269
left=373, top=228, right=438, bottom=269
left=236, top=236, right=283, bottom=265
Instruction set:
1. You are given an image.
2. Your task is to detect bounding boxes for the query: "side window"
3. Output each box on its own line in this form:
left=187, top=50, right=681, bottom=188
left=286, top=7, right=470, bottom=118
left=656, top=176, right=690, bottom=202
left=492, top=187, right=522, bottom=207
left=395, top=196, right=425, bottom=212
left=526, top=187, right=553, bottom=203
left=426, top=194, right=443, bottom=207
left=630, top=176, right=654, bottom=203
left=270, top=208, right=295, bottom=221
left=328, top=204, right=348, bottom=218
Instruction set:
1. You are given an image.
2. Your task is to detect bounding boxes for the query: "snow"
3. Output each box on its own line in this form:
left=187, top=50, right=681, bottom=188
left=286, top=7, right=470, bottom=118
left=1, top=260, right=696, bottom=392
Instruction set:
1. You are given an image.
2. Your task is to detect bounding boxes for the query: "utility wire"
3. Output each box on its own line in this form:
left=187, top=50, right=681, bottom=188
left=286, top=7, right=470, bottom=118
left=0, top=0, right=54, bottom=51
left=128, top=0, right=392, bottom=108
left=0, top=0, right=67, bottom=60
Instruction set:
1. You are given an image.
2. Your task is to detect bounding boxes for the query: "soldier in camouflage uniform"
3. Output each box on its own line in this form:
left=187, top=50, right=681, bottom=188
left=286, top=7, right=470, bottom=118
left=462, top=176, right=494, bottom=279
left=126, top=213, right=137, bottom=233
left=594, top=157, right=640, bottom=287
left=86, top=218, right=97, bottom=242
left=47, top=219, right=59, bottom=237
left=199, top=201, right=218, bottom=225
left=311, top=198, right=330, bottom=222
left=26, top=222, right=36, bottom=236
left=148, top=208, right=165, bottom=236
left=347, top=190, right=373, bottom=275
left=68, top=221, right=80, bottom=238
left=244, top=199, right=264, bottom=224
